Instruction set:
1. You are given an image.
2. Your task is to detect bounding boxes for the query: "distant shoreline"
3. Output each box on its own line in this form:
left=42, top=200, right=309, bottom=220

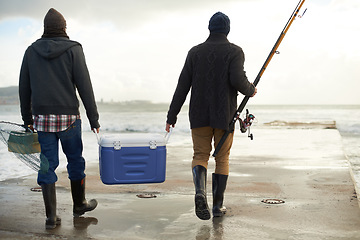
left=1, top=86, right=360, bottom=107
left=1, top=102, right=360, bottom=108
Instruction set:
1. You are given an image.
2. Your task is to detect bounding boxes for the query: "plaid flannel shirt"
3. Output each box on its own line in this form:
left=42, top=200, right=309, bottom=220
left=34, top=115, right=80, bottom=132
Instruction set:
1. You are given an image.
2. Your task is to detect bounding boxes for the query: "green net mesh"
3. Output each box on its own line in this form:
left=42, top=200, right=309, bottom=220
left=0, top=121, right=49, bottom=174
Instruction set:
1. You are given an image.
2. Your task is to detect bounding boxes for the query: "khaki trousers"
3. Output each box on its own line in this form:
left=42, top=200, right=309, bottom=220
left=191, top=127, right=234, bottom=175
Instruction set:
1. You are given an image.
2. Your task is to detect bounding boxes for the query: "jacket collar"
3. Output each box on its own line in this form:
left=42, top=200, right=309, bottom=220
left=205, top=33, right=229, bottom=43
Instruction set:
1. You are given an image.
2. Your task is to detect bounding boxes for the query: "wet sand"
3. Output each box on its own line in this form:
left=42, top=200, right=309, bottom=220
left=1, top=128, right=360, bottom=239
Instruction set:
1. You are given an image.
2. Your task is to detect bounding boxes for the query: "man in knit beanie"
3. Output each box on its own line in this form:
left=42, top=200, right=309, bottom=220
left=19, top=8, right=100, bottom=229
left=208, top=11, right=231, bottom=35
left=42, top=8, right=68, bottom=38
left=166, top=12, right=256, bottom=220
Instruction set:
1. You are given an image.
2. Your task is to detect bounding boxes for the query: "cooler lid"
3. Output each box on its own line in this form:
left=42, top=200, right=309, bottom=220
left=100, top=133, right=167, bottom=149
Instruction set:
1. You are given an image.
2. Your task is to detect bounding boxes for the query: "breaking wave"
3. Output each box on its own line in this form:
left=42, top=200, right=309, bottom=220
left=263, top=120, right=337, bottom=129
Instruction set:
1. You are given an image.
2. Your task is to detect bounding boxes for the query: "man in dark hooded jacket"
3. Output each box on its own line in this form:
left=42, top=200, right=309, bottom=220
left=166, top=12, right=256, bottom=220
left=19, top=8, right=99, bottom=229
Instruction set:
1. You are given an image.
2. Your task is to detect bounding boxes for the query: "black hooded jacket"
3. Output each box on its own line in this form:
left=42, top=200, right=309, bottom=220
left=167, top=33, right=255, bottom=131
left=19, top=37, right=99, bottom=129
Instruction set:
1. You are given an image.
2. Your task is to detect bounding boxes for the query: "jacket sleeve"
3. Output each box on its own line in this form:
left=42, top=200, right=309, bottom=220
left=229, top=46, right=255, bottom=96
left=19, top=49, right=33, bottom=126
left=71, top=45, right=100, bottom=129
left=166, top=51, right=193, bottom=125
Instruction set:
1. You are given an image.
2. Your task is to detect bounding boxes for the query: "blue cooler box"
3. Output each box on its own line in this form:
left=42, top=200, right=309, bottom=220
left=99, top=133, right=167, bottom=184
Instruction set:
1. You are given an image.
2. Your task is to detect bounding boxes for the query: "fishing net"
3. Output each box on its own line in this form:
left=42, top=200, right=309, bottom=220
left=0, top=121, right=49, bottom=174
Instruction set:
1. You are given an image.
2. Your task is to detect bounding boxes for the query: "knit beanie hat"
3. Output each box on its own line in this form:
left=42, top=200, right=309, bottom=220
left=208, top=12, right=230, bottom=35
left=44, top=8, right=66, bottom=30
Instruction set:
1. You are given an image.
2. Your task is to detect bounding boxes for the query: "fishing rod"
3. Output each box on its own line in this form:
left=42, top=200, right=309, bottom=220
left=213, top=0, right=307, bottom=157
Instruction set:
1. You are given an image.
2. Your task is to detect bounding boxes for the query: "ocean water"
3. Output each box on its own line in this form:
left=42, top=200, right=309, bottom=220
left=0, top=103, right=359, bottom=181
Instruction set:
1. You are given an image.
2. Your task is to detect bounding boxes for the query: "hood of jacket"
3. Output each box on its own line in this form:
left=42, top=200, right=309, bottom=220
left=30, top=37, right=80, bottom=59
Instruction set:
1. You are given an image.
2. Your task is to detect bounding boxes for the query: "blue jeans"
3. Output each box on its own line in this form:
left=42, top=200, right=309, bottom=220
left=37, top=119, right=86, bottom=185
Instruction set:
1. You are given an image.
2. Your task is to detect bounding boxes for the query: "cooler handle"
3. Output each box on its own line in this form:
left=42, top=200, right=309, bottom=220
left=95, top=129, right=172, bottom=145
left=165, top=127, right=172, bottom=144
left=94, top=131, right=100, bottom=145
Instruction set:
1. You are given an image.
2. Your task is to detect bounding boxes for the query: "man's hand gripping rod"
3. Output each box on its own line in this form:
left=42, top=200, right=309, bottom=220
left=213, top=0, right=306, bottom=157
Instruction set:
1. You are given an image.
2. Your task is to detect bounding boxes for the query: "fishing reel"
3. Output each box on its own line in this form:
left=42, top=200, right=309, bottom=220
left=239, top=109, right=255, bottom=140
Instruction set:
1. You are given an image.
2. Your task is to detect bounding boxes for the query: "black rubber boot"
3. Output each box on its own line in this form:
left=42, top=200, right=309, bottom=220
left=41, top=183, right=61, bottom=229
left=212, top=173, right=228, bottom=217
left=71, top=178, right=98, bottom=217
left=192, top=165, right=211, bottom=220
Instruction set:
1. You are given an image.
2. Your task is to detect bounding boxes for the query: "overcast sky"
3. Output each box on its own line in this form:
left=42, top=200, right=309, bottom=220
left=0, top=0, right=359, bottom=105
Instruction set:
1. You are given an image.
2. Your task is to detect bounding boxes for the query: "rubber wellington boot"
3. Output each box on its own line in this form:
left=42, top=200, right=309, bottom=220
left=41, top=183, right=61, bottom=229
left=71, top=178, right=98, bottom=217
left=212, top=173, right=228, bottom=217
left=192, top=165, right=211, bottom=220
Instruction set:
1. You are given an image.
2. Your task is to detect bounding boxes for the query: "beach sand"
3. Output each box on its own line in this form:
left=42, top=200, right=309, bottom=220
left=1, top=128, right=360, bottom=239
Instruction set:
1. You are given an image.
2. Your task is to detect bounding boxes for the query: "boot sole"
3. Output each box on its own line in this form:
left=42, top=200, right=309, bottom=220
left=213, top=206, right=226, bottom=218
left=73, top=200, right=98, bottom=217
left=46, top=223, right=60, bottom=230
left=73, top=206, right=96, bottom=217
left=45, top=217, right=61, bottom=229
left=213, top=210, right=226, bottom=217
left=195, top=194, right=211, bottom=220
